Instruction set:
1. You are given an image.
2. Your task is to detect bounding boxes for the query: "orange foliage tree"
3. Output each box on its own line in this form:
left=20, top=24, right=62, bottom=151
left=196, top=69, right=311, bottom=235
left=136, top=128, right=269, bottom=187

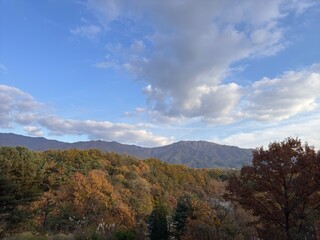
left=69, top=170, right=114, bottom=219
left=227, top=138, right=320, bottom=240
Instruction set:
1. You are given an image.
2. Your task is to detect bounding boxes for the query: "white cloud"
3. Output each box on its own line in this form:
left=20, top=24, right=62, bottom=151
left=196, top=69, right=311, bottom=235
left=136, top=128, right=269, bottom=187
left=216, top=112, right=320, bottom=149
left=94, top=61, right=115, bottom=69
left=70, top=24, right=102, bottom=39
left=86, top=0, right=315, bottom=123
left=0, top=85, right=43, bottom=127
left=0, top=84, right=172, bottom=147
left=23, top=126, right=44, bottom=137
left=287, top=0, right=317, bottom=14
left=139, top=63, right=320, bottom=128
left=244, top=64, right=320, bottom=121
left=123, top=107, right=146, bottom=117
left=39, top=117, right=172, bottom=147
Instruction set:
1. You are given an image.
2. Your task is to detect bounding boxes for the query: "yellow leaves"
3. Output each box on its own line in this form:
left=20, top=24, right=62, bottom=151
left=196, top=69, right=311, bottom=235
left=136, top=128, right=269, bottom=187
left=29, top=190, right=63, bottom=231
left=112, top=201, right=135, bottom=227
left=2, top=147, right=250, bottom=237
left=69, top=170, right=114, bottom=217
left=182, top=207, right=217, bottom=240
left=113, top=174, right=126, bottom=184
left=132, top=161, right=150, bottom=175
left=138, top=161, right=149, bottom=170
left=117, top=165, right=130, bottom=173
left=192, top=200, right=218, bottom=226
left=212, top=180, right=227, bottom=196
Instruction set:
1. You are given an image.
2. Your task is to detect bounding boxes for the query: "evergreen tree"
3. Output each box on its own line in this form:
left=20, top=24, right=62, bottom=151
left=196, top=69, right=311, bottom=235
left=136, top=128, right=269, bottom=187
left=0, top=147, right=41, bottom=234
left=172, top=195, right=195, bottom=239
left=148, top=201, right=169, bottom=240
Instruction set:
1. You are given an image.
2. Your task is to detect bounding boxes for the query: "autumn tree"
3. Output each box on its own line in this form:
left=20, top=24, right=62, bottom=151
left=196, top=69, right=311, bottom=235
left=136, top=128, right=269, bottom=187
left=227, top=138, right=320, bottom=240
left=181, top=199, right=216, bottom=240
left=67, top=170, right=114, bottom=220
left=0, top=147, right=240, bottom=237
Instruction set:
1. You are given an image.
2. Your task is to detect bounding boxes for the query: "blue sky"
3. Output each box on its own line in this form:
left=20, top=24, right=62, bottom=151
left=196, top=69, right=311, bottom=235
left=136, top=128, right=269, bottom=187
left=1, top=0, right=320, bottom=148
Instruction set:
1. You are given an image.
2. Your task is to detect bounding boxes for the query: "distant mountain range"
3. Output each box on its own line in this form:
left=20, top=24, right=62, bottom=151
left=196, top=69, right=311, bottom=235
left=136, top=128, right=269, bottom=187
left=0, top=133, right=252, bottom=168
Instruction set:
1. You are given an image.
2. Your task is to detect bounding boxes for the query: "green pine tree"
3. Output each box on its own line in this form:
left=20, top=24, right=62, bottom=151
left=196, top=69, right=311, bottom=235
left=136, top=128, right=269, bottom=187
left=172, top=195, right=194, bottom=240
left=148, top=201, right=169, bottom=240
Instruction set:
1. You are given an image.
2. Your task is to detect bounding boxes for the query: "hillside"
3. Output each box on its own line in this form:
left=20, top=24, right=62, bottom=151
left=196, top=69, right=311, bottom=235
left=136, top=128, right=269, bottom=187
left=0, top=146, right=252, bottom=239
left=0, top=133, right=252, bottom=168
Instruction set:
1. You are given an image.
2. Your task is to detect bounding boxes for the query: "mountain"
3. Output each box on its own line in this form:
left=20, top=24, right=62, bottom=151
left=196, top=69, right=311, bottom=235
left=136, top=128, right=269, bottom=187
left=150, top=140, right=252, bottom=168
left=0, top=133, right=252, bottom=168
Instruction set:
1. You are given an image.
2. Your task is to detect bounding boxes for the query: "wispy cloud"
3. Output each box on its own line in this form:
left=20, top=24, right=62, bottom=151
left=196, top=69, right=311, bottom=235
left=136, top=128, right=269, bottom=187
left=0, top=63, right=8, bottom=74
left=94, top=61, right=115, bottom=69
left=0, top=84, right=173, bottom=146
left=70, top=24, right=102, bottom=39
left=39, top=117, right=172, bottom=146
left=215, top=112, right=320, bottom=149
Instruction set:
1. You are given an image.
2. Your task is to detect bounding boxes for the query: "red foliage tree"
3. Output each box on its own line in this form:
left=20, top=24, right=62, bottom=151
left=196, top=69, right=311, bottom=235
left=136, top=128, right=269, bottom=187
left=227, top=138, right=320, bottom=240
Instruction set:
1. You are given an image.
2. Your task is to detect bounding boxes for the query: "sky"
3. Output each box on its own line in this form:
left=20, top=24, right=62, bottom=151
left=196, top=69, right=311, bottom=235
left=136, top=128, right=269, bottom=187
left=0, top=0, right=320, bottom=148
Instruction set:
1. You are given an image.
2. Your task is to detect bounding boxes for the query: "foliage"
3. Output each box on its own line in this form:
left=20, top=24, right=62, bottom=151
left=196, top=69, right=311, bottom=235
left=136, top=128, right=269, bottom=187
left=67, top=170, right=113, bottom=219
left=148, top=200, right=169, bottom=240
left=113, top=229, right=136, bottom=240
left=0, top=146, right=253, bottom=238
left=0, top=147, right=42, bottom=235
left=227, top=138, right=320, bottom=240
left=172, top=195, right=195, bottom=239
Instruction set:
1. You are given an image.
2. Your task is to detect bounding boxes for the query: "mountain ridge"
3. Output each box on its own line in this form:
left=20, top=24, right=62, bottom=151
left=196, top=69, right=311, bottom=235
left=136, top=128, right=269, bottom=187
left=0, top=132, right=252, bottom=168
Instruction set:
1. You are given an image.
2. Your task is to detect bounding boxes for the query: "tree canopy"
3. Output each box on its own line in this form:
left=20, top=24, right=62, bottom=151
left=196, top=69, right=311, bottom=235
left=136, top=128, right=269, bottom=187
left=0, top=147, right=241, bottom=239
left=227, top=138, right=320, bottom=240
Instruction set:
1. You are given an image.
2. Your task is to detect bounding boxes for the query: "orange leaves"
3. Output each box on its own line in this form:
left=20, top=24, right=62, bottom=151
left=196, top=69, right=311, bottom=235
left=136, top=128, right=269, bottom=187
left=70, top=170, right=114, bottom=217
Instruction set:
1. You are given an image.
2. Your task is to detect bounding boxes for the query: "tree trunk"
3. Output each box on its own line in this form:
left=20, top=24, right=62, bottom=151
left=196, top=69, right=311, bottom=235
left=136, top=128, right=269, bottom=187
left=285, top=207, right=292, bottom=240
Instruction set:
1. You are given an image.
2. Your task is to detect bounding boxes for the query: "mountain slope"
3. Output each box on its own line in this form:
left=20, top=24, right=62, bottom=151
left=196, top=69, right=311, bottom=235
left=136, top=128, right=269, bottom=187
left=150, top=141, right=252, bottom=168
left=0, top=133, right=252, bottom=168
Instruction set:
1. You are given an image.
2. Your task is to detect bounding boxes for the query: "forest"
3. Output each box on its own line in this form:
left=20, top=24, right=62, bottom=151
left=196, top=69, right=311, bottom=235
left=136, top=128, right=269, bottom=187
left=0, top=138, right=319, bottom=240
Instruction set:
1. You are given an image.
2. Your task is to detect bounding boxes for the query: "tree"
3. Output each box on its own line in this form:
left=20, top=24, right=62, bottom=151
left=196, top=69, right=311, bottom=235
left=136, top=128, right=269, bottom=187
left=0, top=147, right=41, bottom=234
left=226, top=138, right=320, bottom=240
left=67, top=170, right=114, bottom=219
left=172, top=195, right=195, bottom=239
left=181, top=200, right=216, bottom=240
left=148, top=200, right=169, bottom=240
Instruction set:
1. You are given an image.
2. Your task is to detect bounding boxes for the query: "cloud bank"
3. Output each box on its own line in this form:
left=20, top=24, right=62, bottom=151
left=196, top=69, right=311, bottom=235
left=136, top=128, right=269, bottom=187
left=0, top=85, right=172, bottom=147
left=87, top=0, right=317, bottom=123
left=216, top=112, right=320, bottom=149
left=2, top=0, right=319, bottom=148
left=0, top=85, right=43, bottom=128
left=245, top=64, right=320, bottom=121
